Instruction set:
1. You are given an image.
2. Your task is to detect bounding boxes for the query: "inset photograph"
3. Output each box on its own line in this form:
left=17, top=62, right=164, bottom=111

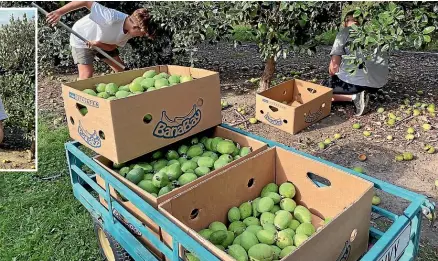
left=0, top=8, right=37, bottom=170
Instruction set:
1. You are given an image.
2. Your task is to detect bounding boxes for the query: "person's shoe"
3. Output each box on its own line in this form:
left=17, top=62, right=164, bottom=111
left=353, top=91, right=370, bottom=116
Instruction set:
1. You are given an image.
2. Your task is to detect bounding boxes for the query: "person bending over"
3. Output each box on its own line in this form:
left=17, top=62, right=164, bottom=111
left=321, top=11, right=389, bottom=116
left=46, top=1, right=156, bottom=79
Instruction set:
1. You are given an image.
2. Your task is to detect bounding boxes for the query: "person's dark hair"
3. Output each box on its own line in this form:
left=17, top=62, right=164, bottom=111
left=344, top=10, right=361, bottom=24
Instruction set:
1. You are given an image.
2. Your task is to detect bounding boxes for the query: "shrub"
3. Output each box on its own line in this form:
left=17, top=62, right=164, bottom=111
left=0, top=14, right=36, bottom=141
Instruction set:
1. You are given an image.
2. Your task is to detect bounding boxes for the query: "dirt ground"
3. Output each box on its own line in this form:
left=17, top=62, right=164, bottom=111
left=0, top=128, right=34, bottom=170
left=38, top=42, right=438, bottom=249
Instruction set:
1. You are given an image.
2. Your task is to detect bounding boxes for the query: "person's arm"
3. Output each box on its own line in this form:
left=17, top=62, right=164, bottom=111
left=46, top=1, right=95, bottom=26
left=329, top=55, right=341, bottom=76
left=328, top=29, right=348, bottom=76
left=87, top=41, right=117, bottom=51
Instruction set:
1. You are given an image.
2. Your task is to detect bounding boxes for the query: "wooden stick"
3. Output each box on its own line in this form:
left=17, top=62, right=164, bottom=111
left=395, top=115, right=415, bottom=126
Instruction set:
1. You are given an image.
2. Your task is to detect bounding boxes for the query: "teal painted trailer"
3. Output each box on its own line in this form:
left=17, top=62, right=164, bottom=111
left=65, top=123, right=435, bottom=261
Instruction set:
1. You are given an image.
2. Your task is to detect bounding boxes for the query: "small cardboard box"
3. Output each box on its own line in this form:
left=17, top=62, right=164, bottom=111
left=62, top=65, right=222, bottom=164
left=159, top=147, right=374, bottom=261
left=256, top=79, right=333, bottom=134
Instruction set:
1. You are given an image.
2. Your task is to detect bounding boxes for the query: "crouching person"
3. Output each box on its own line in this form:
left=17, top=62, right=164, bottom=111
left=321, top=11, right=389, bottom=116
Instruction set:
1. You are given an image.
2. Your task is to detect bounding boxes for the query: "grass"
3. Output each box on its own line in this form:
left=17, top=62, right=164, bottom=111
left=0, top=116, right=100, bottom=261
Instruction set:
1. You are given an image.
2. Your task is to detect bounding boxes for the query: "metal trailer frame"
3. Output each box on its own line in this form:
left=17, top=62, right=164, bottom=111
left=65, top=123, right=436, bottom=261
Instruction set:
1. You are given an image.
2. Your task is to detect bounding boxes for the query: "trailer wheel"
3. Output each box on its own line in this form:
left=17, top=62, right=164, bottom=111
left=93, top=218, right=133, bottom=261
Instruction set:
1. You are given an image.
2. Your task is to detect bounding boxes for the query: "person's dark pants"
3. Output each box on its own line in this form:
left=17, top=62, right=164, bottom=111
left=320, top=75, right=380, bottom=95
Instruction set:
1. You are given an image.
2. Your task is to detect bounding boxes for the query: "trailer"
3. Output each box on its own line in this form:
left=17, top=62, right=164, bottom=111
left=65, top=123, right=436, bottom=261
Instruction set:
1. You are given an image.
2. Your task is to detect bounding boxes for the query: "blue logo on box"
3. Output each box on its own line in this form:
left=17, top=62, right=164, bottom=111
left=264, top=113, right=283, bottom=126
left=78, top=121, right=101, bottom=148
left=69, top=92, right=99, bottom=108
left=153, top=104, right=201, bottom=139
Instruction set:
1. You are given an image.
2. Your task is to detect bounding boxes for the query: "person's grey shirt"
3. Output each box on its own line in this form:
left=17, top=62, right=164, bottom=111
left=330, top=27, right=389, bottom=88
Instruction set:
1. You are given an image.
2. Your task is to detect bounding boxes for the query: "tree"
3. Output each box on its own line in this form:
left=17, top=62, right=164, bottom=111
left=228, top=2, right=339, bottom=92
left=146, top=1, right=232, bottom=66
left=228, top=1, right=437, bottom=92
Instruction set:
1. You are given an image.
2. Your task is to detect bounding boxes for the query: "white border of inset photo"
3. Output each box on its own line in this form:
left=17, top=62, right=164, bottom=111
left=0, top=7, right=38, bottom=172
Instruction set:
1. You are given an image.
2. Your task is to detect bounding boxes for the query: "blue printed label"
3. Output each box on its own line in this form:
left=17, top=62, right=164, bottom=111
left=153, top=104, right=201, bottom=139
left=304, top=106, right=323, bottom=123
left=69, top=92, right=99, bottom=108
left=261, top=98, right=287, bottom=110
left=264, top=112, right=283, bottom=126
left=78, top=121, right=102, bottom=148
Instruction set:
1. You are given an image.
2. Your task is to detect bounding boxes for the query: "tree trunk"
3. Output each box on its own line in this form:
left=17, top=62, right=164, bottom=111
left=258, top=56, right=276, bottom=93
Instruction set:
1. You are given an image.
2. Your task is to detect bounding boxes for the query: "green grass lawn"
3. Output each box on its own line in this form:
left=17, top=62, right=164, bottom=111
left=0, top=116, right=100, bottom=261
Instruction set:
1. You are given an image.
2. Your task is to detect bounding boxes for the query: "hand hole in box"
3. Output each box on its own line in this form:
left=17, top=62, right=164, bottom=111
left=283, top=90, right=287, bottom=95
left=283, top=119, right=288, bottom=124
left=307, top=88, right=317, bottom=94
left=350, top=229, right=358, bottom=242
left=247, top=178, right=255, bottom=187
left=197, top=98, right=204, bottom=107
left=269, top=105, right=278, bottom=112
left=322, top=103, right=326, bottom=108
left=99, top=130, right=105, bottom=140
left=70, top=116, right=75, bottom=125
left=307, top=172, right=331, bottom=187
left=190, top=209, right=199, bottom=219
left=143, top=114, right=153, bottom=124
left=260, top=110, right=264, bottom=114
left=76, top=103, right=88, bottom=116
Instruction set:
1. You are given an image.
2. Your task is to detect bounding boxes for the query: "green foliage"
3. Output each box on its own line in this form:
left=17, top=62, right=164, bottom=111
left=146, top=1, right=232, bottom=65
left=228, top=2, right=339, bottom=62
left=1, top=1, right=174, bottom=73
left=315, top=29, right=338, bottom=45
left=343, top=2, right=437, bottom=74
left=0, top=14, right=35, bottom=138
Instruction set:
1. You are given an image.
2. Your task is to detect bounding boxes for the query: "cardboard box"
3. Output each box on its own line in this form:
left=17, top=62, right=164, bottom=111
left=94, top=125, right=268, bottom=259
left=256, top=79, right=333, bottom=134
left=62, top=65, right=222, bottom=164
left=159, top=147, right=374, bottom=261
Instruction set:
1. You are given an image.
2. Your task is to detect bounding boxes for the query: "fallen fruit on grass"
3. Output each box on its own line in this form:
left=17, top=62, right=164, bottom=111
left=407, top=127, right=415, bottom=134
left=333, top=133, right=342, bottom=140
left=427, top=104, right=436, bottom=113
left=358, top=154, right=367, bottom=161
left=352, top=123, right=361, bottom=129
left=249, top=118, right=258, bottom=124
left=422, top=124, right=432, bottom=131
left=405, top=134, right=415, bottom=140
left=372, top=196, right=381, bottom=205
left=318, top=142, right=325, bottom=149
left=435, top=180, right=438, bottom=188
left=387, top=135, right=393, bottom=141
left=413, top=109, right=421, bottom=116
left=395, top=155, right=404, bottom=162
left=240, top=110, right=246, bottom=115
left=363, top=131, right=371, bottom=137
left=353, top=167, right=364, bottom=173
left=402, top=152, right=413, bottom=161
left=417, top=90, right=424, bottom=95
left=377, top=107, right=385, bottom=113
left=388, top=113, right=396, bottom=120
